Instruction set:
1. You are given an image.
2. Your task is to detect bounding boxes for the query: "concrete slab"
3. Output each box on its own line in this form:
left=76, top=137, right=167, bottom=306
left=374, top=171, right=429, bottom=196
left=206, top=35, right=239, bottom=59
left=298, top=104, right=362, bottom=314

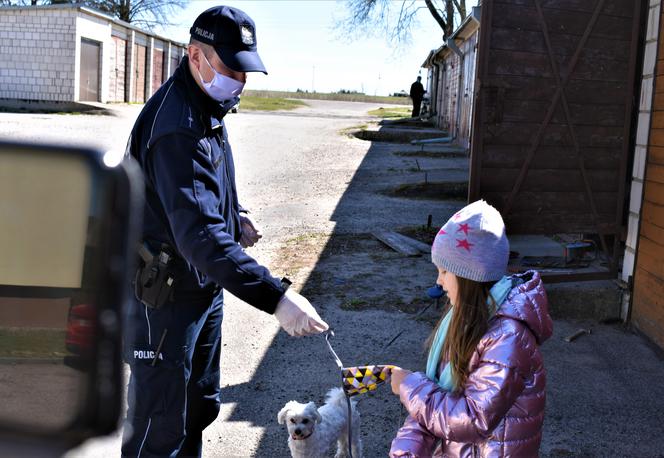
left=394, top=145, right=468, bottom=157
left=353, top=126, right=447, bottom=143
left=411, top=136, right=453, bottom=144
left=510, top=234, right=565, bottom=257
left=432, top=145, right=468, bottom=154
left=546, top=280, right=622, bottom=320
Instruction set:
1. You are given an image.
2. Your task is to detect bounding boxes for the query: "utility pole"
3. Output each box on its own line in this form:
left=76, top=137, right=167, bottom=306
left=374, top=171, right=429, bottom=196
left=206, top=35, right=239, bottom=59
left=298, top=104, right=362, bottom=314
left=312, top=65, right=315, bottom=93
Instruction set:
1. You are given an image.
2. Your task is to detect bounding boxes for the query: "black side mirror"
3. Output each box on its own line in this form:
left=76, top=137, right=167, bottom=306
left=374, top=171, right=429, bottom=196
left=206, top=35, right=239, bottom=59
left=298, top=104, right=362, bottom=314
left=0, top=142, right=142, bottom=453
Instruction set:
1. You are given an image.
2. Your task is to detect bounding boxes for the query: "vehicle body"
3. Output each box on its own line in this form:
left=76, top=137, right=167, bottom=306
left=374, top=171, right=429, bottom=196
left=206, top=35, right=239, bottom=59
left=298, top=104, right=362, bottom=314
left=0, top=142, right=143, bottom=455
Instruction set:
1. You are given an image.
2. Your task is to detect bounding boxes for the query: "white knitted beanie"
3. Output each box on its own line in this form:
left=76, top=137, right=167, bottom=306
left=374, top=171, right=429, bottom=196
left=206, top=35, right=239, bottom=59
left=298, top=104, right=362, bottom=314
left=431, top=200, right=509, bottom=282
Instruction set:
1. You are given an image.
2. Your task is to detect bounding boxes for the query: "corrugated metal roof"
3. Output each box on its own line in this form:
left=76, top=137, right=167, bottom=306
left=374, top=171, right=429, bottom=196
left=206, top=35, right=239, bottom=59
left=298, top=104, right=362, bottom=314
left=421, top=5, right=481, bottom=67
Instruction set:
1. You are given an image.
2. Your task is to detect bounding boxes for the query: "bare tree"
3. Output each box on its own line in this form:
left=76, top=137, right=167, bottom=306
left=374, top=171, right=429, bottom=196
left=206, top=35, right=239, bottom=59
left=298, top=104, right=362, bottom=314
left=0, top=0, right=188, bottom=30
left=0, top=0, right=51, bottom=4
left=82, top=0, right=188, bottom=30
left=338, top=0, right=467, bottom=44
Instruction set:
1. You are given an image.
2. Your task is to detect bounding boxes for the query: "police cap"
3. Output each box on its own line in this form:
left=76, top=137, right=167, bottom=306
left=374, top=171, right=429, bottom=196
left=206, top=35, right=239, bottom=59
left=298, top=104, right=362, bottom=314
left=190, top=6, right=267, bottom=74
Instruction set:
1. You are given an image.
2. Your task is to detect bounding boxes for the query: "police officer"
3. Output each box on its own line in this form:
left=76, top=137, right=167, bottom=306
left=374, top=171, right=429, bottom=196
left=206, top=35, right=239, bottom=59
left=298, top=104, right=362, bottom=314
left=123, top=6, right=328, bottom=457
left=409, top=75, right=425, bottom=118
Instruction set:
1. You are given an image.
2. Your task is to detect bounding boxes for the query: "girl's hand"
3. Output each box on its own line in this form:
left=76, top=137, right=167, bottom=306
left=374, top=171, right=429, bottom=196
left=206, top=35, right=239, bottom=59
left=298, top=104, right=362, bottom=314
left=390, top=367, right=412, bottom=395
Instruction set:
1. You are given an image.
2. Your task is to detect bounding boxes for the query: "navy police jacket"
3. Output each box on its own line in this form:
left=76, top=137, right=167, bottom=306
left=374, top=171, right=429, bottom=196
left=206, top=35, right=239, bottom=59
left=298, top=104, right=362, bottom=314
left=127, top=56, right=284, bottom=313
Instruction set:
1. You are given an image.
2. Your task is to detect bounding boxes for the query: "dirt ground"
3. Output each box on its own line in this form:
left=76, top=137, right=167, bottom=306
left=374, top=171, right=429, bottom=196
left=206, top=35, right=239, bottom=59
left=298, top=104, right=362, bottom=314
left=3, top=100, right=663, bottom=457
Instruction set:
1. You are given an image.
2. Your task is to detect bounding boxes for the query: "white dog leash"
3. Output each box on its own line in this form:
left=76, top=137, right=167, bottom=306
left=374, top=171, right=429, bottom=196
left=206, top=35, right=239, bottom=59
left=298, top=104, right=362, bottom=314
left=324, top=293, right=439, bottom=455
left=324, top=330, right=355, bottom=458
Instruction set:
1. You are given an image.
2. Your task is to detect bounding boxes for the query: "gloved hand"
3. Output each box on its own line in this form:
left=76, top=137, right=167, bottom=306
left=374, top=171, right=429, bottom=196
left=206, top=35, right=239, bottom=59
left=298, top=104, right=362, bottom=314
left=239, top=214, right=262, bottom=248
left=274, top=289, right=329, bottom=337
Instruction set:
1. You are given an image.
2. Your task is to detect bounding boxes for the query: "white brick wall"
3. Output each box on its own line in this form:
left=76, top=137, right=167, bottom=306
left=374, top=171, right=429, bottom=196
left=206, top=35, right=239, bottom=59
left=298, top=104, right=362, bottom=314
left=621, top=1, right=662, bottom=318
left=0, top=6, right=186, bottom=104
left=0, top=8, right=76, bottom=101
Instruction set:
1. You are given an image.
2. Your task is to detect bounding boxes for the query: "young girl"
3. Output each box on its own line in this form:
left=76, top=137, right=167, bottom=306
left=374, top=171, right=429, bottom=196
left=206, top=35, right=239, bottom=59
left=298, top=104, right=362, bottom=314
left=389, top=200, right=552, bottom=457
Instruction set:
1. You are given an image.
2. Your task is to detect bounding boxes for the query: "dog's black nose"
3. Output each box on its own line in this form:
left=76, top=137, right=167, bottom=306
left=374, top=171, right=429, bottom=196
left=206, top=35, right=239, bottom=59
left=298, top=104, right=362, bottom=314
left=295, top=428, right=301, bottom=435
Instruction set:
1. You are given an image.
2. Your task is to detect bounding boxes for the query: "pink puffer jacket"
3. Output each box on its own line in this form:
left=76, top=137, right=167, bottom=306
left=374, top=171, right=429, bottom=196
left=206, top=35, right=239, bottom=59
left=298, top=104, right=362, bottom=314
left=390, top=271, right=552, bottom=457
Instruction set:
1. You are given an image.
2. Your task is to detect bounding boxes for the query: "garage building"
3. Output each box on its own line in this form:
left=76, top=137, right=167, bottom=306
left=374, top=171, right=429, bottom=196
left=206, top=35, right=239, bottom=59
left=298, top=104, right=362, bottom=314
left=0, top=4, right=186, bottom=105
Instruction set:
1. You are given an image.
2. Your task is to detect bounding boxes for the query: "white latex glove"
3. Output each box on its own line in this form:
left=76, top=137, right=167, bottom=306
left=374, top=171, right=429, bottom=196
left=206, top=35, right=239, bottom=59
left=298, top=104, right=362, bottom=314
left=274, top=289, right=329, bottom=337
left=239, top=214, right=262, bottom=248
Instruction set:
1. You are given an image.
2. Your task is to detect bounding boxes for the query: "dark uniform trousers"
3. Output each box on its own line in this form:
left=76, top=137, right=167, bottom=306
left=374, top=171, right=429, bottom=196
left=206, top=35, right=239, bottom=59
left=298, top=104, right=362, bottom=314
left=412, top=98, right=423, bottom=118
left=121, top=288, right=223, bottom=457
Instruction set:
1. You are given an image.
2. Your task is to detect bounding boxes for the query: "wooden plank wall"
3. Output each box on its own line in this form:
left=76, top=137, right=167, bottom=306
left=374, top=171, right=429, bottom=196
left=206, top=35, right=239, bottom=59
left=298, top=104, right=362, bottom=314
left=444, top=53, right=460, bottom=134
left=632, top=4, right=664, bottom=349
left=435, top=64, right=446, bottom=129
left=458, top=33, right=478, bottom=148
left=470, top=0, right=638, bottom=234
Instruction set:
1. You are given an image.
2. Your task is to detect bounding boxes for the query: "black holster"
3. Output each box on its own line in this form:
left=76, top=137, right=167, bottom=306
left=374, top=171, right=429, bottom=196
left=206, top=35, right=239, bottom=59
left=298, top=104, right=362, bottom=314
left=134, top=243, right=178, bottom=309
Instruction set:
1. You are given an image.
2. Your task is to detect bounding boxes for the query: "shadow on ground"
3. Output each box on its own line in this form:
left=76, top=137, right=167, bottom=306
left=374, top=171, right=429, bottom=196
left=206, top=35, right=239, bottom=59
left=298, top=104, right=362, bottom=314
left=221, top=121, right=465, bottom=456
left=0, top=100, right=116, bottom=115
left=221, top=119, right=664, bottom=457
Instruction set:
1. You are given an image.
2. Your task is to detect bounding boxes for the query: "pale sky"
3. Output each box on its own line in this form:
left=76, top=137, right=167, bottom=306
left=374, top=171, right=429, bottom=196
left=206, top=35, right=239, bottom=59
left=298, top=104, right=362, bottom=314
left=158, top=0, right=478, bottom=96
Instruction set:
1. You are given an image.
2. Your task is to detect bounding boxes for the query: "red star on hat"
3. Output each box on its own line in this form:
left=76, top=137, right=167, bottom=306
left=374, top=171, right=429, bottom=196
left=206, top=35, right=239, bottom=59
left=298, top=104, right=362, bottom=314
left=457, top=223, right=470, bottom=235
left=456, top=238, right=473, bottom=251
left=437, top=228, right=447, bottom=235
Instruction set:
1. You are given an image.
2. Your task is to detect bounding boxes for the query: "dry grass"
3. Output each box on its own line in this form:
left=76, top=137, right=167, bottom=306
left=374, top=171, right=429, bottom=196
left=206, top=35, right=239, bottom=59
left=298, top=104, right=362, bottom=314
left=368, top=107, right=412, bottom=118
left=243, top=89, right=410, bottom=105
left=239, top=96, right=307, bottom=111
left=385, top=181, right=468, bottom=200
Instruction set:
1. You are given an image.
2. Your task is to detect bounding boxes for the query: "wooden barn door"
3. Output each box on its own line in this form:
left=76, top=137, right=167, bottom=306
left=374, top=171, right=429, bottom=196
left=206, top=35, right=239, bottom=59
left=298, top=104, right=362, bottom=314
left=469, top=0, right=646, bottom=275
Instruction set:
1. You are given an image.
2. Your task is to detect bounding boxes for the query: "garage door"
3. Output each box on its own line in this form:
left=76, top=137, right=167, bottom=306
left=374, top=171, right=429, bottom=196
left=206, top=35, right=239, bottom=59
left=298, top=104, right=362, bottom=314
left=79, top=39, right=100, bottom=102
left=109, top=37, right=126, bottom=102
left=133, top=43, right=147, bottom=103
left=469, top=0, right=646, bottom=274
left=152, top=48, right=164, bottom=96
left=169, top=53, right=180, bottom=78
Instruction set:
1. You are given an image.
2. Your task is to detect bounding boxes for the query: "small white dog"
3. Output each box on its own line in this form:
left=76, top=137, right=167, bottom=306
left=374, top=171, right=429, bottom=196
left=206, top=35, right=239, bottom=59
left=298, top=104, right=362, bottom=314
left=278, top=387, right=362, bottom=458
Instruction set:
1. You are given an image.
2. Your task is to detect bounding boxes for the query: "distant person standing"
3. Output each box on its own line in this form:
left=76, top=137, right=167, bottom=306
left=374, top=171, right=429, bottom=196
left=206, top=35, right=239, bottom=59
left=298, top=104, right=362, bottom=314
left=410, top=76, right=425, bottom=118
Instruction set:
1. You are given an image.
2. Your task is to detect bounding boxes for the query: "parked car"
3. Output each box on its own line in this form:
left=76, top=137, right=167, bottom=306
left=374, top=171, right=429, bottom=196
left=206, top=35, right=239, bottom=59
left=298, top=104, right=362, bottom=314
left=65, top=303, right=95, bottom=356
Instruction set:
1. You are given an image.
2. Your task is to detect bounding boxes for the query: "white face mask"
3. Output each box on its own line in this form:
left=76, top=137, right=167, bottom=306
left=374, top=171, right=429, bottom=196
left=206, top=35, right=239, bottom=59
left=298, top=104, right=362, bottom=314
left=197, top=52, right=245, bottom=102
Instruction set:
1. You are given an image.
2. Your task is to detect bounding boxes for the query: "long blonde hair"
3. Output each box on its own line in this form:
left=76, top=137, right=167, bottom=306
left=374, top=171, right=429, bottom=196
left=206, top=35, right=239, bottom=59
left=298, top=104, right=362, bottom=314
left=427, top=277, right=496, bottom=391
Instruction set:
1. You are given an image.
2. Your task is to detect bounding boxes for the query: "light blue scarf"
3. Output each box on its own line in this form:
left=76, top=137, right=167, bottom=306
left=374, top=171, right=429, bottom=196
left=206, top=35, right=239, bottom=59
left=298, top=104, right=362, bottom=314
left=425, top=275, right=521, bottom=390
